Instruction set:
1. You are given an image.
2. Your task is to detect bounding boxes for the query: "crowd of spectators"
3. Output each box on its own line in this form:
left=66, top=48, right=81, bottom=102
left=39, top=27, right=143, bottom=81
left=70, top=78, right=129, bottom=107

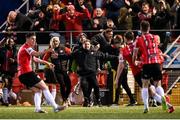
left=3, top=0, right=180, bottom=45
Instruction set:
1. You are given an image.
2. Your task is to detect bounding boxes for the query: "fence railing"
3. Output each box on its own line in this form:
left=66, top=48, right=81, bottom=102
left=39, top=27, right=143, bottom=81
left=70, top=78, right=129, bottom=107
left=0, top=0, right=29, bottom=30
left=164, top=35, right=180, bottom=55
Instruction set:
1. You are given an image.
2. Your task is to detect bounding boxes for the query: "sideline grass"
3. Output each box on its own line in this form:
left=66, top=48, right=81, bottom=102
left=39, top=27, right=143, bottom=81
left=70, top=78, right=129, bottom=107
left=0, top=106, right=179, bottom=119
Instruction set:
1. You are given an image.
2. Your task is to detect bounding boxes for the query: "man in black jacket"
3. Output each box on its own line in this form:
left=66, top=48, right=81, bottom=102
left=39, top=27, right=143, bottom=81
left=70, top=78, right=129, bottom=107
left=71, top=39, right=118, bottom=107
left=58, top=39, right=118, bottom=107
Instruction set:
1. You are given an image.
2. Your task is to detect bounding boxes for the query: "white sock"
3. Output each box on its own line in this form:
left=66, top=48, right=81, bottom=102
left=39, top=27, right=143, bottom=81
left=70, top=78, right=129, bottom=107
left=34, top=91, right=42, bottom=110
left=153, top=93, right=162, bottom=104
left=51, top=89, right=56, bottom=100
left=156, top=86, right=165, bottom=96
left=43, top=89, right=58, bottom=109
left=142, top=88, right=149, bottom=109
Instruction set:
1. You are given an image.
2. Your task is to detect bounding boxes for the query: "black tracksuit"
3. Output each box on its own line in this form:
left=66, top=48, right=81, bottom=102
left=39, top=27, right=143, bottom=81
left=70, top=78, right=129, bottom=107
left=73, top=48, right=118, bottom=104
left=59, top=47, right=118, bottom=104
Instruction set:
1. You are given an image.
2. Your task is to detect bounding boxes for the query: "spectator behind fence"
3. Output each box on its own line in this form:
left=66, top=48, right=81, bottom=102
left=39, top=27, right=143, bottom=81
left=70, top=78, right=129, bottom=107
left=92, top=8, right=107, bottom=30
left=73, top=0, right=93, bottom=30
left=117, top=7, right=132, bottom=31
left=6, top=11, right=33, bottom=44
left=52, top=4, right=91, bottom=44
left=104, top=0, right=125, bottom=26
left=6, top=11, right=33, bottom=31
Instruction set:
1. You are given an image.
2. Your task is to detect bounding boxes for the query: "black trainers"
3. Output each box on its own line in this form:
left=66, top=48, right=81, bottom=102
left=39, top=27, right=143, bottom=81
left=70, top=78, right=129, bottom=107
left=126, top=101, right=137, bottom=106
left=143, top=108, right=149, bottom=113
left=83, top=101, right=89, bottom=107
left=35, top=109, right=48, bottom=113
left=2, top=102, right=9, bottom=107
left=54, top=106, right=66, bottom=113
left=83, top=99, right=89, bottom=107
left=97, top=99, right=102, bottom=107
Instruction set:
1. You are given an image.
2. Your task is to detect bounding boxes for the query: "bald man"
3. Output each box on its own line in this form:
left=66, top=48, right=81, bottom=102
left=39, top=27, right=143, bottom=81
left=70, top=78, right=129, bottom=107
left=6, top=11, right=33, bottom=31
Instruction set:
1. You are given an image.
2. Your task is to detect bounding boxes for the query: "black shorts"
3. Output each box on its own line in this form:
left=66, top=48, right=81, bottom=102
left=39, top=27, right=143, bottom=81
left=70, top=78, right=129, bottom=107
left=19, top=71, right=41, bottom=88
left=44, top=68, right=58, bottom=84
left=142, top=63, right=162, bottom=81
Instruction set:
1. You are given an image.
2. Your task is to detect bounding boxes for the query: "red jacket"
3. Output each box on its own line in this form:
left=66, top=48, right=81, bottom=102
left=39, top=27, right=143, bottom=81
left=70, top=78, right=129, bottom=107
left=53, top=8, right=91, bottom=41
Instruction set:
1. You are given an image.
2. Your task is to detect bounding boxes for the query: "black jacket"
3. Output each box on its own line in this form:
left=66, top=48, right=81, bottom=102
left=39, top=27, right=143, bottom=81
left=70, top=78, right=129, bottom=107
left=68, top=48, right=118, bottom=76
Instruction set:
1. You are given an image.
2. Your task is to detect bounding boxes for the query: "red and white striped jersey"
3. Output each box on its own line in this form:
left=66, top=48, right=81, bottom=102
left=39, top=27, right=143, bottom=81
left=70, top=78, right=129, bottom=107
left=134, top=33, right=162, bottom=64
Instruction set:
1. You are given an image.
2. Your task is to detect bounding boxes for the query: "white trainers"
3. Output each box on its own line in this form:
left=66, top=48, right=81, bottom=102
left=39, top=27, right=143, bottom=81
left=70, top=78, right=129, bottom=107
left=35, top=109, right=48, bottom=113
left=54, top=106, right=66, bottom=113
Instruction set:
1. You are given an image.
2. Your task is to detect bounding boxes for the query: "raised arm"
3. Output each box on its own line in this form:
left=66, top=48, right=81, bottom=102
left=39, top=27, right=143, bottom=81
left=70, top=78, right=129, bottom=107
left=78, top=5, right=91, bottom=20
left=33, top=56, right=54, bottom=69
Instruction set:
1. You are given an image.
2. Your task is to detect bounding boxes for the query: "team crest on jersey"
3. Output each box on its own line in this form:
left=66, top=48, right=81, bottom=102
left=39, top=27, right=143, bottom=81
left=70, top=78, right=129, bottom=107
left=60, top=50, right=63, bottom=53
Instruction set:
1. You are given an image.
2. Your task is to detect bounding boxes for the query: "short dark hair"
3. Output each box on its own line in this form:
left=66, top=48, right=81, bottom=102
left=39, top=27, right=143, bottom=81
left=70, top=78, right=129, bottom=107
left=124, top=31, right=134, bottom=40
left=140, top=20, right=150, bottom=32
left=104, top=28, right=113, bottom=33
left=25, top=32, right=36, bottom=38
left=83, top=39, right=91, bottom=44
left=113, top=35, right=123, bottom=44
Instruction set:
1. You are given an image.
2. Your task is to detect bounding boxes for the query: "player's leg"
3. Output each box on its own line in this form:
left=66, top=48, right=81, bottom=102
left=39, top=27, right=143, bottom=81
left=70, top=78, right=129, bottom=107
left=31, top=87, right=46, bottom=113
left=35, top=80, right=66, bottom=112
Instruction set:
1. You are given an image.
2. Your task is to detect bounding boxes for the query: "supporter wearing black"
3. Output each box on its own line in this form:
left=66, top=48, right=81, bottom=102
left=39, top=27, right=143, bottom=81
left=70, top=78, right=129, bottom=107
left=104, top=0, right=125, bottom=26
left=92, top=8, right=107, bottom=31
left=91, top=28, right=113, bottom=53
left=45, top=35, right=72, bottom=107
left=6, top=11, right=33, bottom=44
left=0, top=38, right=17, bottom=106
left=152, top=0, right=174, bottom=48
left=112, top=35, right=136, bottom=106
left=6, top=11, right=33, bottom=31
left=73, top=39, right=118, bottom=107
left=58, top=39, right=118, bottom=107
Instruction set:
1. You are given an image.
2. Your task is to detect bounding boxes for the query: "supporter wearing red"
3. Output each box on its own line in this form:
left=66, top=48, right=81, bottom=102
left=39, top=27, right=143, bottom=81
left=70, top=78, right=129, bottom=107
left=49, top=4, right=65, bottom=31
left=74, top=0, right=93, bottom=30
left=17, top=33, right=65, bottom=113
left=53, top=4, right=91, bottom=43
left=132, top=20, right=174, bottom=113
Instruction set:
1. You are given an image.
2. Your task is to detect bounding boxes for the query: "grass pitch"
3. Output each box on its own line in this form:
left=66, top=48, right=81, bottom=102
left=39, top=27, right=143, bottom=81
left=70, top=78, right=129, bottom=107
left=0, top=105, right=179, bottom=119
